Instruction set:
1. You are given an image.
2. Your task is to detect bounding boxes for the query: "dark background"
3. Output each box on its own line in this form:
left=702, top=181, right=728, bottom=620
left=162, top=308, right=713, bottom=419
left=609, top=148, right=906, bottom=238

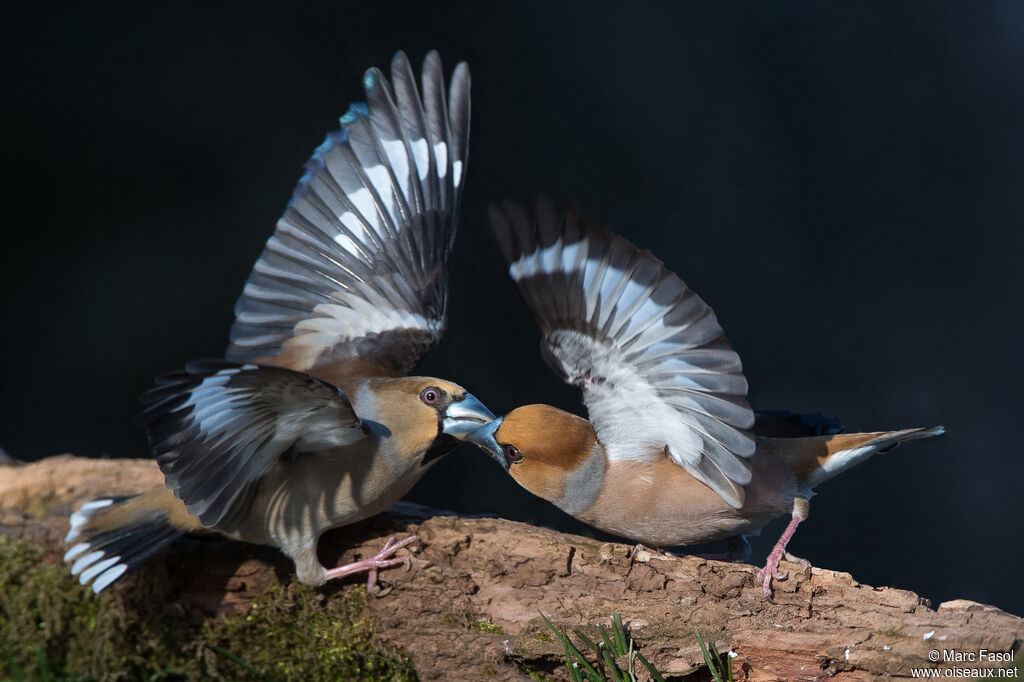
left=3, top=3, right=1021, bottom=614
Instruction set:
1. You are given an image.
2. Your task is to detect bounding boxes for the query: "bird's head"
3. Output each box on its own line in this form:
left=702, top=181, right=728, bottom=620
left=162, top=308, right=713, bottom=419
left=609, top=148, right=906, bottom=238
left=466, top=404, right=601, bottom=503
left=371, top=377, right=495, bottom=464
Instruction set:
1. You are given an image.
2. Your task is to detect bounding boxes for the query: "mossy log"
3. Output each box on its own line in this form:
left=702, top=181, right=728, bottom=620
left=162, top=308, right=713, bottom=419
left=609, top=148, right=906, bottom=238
left=2, top=455, right=1020, bottom=680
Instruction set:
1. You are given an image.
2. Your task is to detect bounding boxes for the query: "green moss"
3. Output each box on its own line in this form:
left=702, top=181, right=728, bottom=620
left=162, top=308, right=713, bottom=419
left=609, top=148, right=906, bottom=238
left=471, top=619, right=504, bottom=634
left=440, top=610, right=504, bottom=634
left=0, top=534, right=187, bottom=681
left=0, top=537, right=416, bottom=681
left=195, top=582, right=415, bottom=681
left=533, top=630, right=554, bottom=644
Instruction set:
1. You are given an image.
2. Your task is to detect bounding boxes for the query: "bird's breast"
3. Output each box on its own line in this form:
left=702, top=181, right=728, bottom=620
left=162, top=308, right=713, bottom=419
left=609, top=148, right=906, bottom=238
left=231, top=437, right=428, bottom=547
left=574, top=452, right=797, bottom=547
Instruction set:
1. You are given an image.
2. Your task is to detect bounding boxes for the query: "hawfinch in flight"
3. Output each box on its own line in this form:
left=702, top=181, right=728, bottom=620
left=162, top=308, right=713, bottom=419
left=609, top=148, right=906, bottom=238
left=471, top=200, right=943, bottom=599
left=64, top=51, right=495, bottom=594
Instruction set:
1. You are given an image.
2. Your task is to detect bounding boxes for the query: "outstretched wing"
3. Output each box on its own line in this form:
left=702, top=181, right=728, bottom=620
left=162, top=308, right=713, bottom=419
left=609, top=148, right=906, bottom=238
left=137, top=361, right=367, bottom=530
left=489, top=200, right=755, bottom=508
left=227, top=51, right=471, bottom=378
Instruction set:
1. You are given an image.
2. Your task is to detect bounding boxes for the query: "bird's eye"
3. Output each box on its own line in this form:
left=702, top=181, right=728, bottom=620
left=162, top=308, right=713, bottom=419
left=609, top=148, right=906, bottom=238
left=504, top=444, right=523, bottom=463
left=420, top=387, right=442, bottom=405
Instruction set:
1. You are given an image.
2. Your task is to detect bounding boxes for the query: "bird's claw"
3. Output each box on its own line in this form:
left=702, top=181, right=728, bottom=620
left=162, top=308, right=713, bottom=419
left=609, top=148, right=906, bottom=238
left=757, top=549, right=811, bottom=599
left=321, top=534, right=420, bottom=595
left=362, top=536, right=418, bottom=593
left=784, top=552, right=811, bottom=569
left=757, top=548, right=787, bottom=599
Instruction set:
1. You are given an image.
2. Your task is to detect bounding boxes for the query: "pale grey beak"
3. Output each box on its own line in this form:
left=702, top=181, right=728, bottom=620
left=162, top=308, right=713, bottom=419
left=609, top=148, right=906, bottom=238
left=465, top=417, right=507, bottom=470
left=441, top=393, right=496, bottom=439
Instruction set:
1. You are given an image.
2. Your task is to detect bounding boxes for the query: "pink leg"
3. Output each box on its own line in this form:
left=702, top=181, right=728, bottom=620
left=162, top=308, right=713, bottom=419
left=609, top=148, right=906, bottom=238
left=756, top=499, right=810, bottom=601
left=322, top=535, right=419, bottom=595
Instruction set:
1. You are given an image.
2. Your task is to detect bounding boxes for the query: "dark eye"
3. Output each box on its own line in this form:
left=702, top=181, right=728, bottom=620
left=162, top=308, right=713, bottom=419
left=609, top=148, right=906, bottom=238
left=420, top=387, right=442, bottom=405
left=504, top=444, right=523, bottom=463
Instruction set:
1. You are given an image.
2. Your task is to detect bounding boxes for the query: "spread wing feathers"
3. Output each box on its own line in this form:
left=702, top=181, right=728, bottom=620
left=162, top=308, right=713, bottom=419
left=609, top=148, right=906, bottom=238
left=137, top=360, right=367, bottom=530
left=227, top=51, right=471, bottom=377
left=489, top=200, right=756, bottom=508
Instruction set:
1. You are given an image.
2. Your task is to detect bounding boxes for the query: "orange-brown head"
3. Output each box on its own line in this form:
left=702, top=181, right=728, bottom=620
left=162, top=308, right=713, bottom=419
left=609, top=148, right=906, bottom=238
left=467, top=404, right=604, bottom=508
left=367, top=376, right=496, bottom=464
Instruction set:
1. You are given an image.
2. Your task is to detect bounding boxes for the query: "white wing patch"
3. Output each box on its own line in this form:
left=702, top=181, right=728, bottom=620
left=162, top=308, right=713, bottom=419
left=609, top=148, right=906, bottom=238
left=226, top=52, right=471, bottom=374
left=433, top=141, right=448, bottom=179
left=277, top=290, right=439, bottom=367
left=494, top=202, right=756, bottom=508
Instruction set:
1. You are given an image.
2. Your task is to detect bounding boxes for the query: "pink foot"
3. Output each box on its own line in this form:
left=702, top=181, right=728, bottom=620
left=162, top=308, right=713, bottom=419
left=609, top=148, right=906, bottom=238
left=322, top=535, right=419, bottom=596
left=756, top=514, right=805, bottom=602
left=783, top=552, right=811, bottom=569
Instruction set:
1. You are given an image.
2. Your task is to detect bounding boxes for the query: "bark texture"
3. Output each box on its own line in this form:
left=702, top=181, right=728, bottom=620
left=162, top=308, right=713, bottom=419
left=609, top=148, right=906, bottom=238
left=2, top=455, right=1020, bottom=680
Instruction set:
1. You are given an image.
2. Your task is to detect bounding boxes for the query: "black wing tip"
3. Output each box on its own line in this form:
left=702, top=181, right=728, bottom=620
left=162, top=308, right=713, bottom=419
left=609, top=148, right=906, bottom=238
left=236, top=48, right=471, bottom=374
left=488, top=197, right=617, bottom=264
left=487, top=202, right=516, bottom=264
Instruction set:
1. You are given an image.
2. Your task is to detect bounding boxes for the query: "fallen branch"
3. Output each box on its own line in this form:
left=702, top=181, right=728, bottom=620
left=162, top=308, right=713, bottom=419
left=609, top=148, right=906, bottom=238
left=2, top=455, right=1020, bottom=680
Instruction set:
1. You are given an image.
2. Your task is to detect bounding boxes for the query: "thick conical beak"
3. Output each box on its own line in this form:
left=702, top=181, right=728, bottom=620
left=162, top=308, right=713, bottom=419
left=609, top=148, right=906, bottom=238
left=441, top=393, right=496, bottom=439
left=465, top=417, right=507, bottom=470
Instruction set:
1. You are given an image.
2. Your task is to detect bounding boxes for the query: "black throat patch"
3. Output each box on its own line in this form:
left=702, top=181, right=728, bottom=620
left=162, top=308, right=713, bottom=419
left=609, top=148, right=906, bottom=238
left=422, top=433, right=458, bottom=466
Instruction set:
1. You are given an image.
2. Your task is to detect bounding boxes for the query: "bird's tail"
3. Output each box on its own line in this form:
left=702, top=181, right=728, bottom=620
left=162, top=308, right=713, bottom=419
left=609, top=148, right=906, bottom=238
left=63, top=486, right=198, bottom=593
left=781, top=426, right=945, bottom=492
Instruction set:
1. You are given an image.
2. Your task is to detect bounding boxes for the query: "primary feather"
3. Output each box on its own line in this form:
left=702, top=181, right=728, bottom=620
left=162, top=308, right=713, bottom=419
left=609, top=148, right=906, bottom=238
left=490, top=200, right=755, bottom=507
left=228, top=51, right=471, bottom=377
left=137, top=362, right=366, bottom=530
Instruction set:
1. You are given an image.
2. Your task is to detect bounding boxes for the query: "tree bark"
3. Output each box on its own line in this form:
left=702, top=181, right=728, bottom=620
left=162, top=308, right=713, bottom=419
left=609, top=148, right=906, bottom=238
left=2, top=455, right=1020, bottom=680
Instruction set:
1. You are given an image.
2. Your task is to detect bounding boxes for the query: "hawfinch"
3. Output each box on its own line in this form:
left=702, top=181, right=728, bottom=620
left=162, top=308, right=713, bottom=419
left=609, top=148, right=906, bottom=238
left=64, top=51, right=494, bottom=594
left=471, top=200, right=943, bottom=599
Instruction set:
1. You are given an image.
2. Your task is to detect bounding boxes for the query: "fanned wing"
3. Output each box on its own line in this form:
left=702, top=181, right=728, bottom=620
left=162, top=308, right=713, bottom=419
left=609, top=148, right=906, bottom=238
left=489, top=200, right=756, bottom=508
left=227, top=51, right=471, bottom=378
left=137, top=361, right=367, bottom=529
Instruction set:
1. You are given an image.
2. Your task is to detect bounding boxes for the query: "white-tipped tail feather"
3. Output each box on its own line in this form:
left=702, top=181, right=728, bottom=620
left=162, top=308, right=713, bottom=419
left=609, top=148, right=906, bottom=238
left=65, top=498, right=114, bottom=543
left=63, top=496, right=185, bottom=593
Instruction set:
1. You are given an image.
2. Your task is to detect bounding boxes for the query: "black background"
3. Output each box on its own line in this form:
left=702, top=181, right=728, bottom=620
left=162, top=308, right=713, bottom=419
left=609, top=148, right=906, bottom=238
left=2, top=2, right=1021, bottom=614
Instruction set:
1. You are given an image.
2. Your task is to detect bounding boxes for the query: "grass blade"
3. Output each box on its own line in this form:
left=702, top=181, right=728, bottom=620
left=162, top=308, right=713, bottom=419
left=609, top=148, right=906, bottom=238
left=695, top=629, right=724, bottom=682
left=572, top=628, right=600, bottom=654
left=209, top=644, right=265, bottom=678
left=541, top=610, right=671, bottom=682
left=600, top=645, right=624, bottom=682
left=571, top=627, right=607, bottom=677
left=35, top=650, right=53, bottom=682
left=635, top=651, right=667, bottom=682
left=569, top=647, right=601, bottom=680
left=542, top=613, right=601, bottom=680
left=612, top=612, right=628, bottom=654
left=2, top=643, right=26, bottom=682
left=598, top=624, right=617, bottom=654
left=625, top=637, right=636, bottom=682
